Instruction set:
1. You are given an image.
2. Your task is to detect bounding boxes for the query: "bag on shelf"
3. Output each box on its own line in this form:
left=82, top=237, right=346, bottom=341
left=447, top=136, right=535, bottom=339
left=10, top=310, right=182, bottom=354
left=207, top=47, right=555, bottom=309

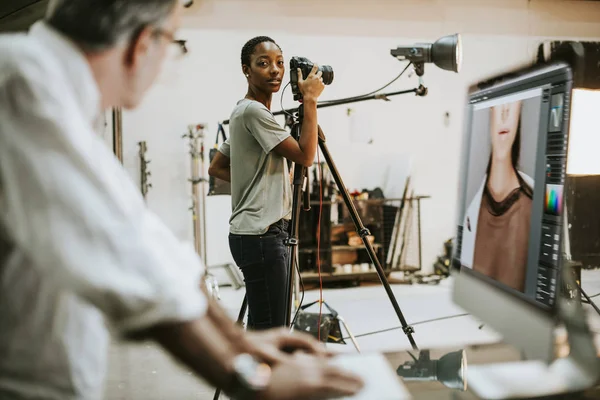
left=208, top=123, right=231, bottom=196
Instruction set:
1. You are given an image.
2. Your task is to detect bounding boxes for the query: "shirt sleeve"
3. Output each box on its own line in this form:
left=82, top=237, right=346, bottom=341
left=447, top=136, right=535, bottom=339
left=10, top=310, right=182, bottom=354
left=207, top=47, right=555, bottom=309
left=218, top=139, right=231, bottom=158
left=0, top=68, right=207, bottom=336
left=244, top=102, right=291, bottom=154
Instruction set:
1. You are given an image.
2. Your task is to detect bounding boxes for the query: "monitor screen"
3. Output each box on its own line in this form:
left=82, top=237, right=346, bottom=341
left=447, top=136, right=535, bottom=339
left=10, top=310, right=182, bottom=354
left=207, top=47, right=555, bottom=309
left=455, top=63, right=572, bottom=310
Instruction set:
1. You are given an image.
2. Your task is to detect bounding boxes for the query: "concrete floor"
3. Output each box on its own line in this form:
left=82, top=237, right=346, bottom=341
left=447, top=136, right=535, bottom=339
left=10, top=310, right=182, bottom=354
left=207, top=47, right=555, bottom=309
left=103, top=271, right=600, bottom=400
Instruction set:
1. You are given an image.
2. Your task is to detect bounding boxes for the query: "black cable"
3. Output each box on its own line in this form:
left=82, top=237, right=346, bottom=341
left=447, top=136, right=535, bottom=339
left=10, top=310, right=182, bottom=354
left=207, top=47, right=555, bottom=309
left=580, top=285, right=600, bottom=318
left=279, top=81, right=294, bottom=121
left=221, top=64, right=419, bottom=126
left=588, top=292, right=600, bottom=299
left=318, top=62, right=413, bottom=104
left=407, top=351, right=418, bottom=362
left=340, top=313, right=470, bottom=341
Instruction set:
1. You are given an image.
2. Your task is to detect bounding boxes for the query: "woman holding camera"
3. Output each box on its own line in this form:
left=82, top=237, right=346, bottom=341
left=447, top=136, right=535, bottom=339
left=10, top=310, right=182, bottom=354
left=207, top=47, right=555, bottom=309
left=208, top=36, right=325, bottom=329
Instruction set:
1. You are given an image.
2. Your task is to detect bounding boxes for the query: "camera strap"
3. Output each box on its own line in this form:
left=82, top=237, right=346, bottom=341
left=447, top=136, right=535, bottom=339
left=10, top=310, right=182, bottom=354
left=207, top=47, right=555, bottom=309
left=300, top=300, right=338, bottom=318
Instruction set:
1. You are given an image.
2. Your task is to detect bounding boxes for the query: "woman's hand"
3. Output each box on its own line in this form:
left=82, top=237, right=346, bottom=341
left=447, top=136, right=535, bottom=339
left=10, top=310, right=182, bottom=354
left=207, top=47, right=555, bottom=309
left=297, top=64, right=325, bottom=103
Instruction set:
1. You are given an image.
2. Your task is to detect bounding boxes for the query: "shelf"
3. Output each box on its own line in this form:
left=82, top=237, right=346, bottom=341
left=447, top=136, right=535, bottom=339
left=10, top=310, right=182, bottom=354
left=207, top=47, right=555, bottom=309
left=299, top=244, right=381, bottom=253
left=331, top=244, right=381, bottom=251
left=300, top=270, right=385, bottom=283
left=308, top=196, right=431, bottom=206
left=299, top=266, right=420, bottom=283
left=332, top=222, right=383, bottom=228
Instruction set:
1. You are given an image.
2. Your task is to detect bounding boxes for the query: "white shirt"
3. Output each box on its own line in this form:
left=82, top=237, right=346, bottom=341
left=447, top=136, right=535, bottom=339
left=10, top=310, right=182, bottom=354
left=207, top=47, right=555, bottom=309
left=0, top=22, right=207, bottom=399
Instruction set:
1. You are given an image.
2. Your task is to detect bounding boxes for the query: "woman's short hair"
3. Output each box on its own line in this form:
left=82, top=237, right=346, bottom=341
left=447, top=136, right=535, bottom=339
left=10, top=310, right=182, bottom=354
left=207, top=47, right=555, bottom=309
left=240, top=36, right=281, bottom=67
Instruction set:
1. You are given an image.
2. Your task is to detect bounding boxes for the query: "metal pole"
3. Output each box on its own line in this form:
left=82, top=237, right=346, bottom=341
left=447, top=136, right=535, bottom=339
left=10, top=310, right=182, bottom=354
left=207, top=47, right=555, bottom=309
left=417, top=198, right=422, bottom=271
left=220, top=86, right=425, bottom=125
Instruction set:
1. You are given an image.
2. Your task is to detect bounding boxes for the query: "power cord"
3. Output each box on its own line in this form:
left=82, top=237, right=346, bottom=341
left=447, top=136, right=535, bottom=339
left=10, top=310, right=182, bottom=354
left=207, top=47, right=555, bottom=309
left=340, top=313, right=470, bottom=341
left=278, top=61, right=414, bottom=118
left=279, top=81, right=295, bottom=121
left=579, top=284, right=600, bottom=318
left=290, top=252, right=305, bottom=328
left=316, top=151, right=325, bottom=341
left=318, top=62, right=413, bottom=104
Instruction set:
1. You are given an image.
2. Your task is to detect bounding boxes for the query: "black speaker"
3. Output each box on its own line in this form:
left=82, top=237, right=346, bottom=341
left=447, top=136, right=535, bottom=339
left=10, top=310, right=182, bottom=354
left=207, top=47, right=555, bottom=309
left=566, top=175, right=600, bottom=269
left=537, top=40, right=600, bottom=89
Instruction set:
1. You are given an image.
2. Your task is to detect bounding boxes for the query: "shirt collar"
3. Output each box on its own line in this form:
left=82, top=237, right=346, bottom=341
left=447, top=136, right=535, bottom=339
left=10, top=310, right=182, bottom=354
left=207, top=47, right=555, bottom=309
left=29, top=21, right=101, bottom=124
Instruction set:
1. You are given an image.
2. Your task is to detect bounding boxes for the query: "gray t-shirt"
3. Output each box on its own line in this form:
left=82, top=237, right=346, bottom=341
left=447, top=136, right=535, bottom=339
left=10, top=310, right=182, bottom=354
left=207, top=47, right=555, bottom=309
left=219, top=99, right=292, bottom=235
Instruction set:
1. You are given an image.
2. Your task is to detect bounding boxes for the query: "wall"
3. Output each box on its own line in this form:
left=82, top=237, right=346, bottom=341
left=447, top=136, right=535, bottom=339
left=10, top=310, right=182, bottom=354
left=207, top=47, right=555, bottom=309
left=122, top=0, right=600, bottom=273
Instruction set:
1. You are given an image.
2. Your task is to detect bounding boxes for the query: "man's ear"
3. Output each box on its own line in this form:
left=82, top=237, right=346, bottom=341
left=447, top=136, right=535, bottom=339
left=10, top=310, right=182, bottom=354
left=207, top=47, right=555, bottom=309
left=125, top=26, right=154, bottom=68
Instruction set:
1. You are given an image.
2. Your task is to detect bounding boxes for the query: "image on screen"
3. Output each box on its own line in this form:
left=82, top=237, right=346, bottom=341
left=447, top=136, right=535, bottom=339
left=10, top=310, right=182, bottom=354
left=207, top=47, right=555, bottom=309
left=544, top=184, right=564, bottom=216
left=459, top=90, right=543, bottom=294
left=549, top=93, right=564, bottom=133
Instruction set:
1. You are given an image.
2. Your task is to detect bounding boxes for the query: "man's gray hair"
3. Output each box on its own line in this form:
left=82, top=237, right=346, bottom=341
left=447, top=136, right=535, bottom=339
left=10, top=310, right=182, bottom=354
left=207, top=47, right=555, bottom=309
left=46, top=0, right=179, bottom=51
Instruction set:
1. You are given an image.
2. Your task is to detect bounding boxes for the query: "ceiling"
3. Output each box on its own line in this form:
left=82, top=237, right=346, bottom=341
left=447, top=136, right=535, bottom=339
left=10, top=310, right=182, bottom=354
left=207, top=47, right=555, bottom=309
left=0, top=0, right=47, bottom=33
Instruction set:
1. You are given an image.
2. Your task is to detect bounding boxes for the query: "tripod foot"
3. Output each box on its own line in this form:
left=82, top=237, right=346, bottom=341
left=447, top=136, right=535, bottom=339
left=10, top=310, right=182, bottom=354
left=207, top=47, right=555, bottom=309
left=337, top=316, right=361, bottom=353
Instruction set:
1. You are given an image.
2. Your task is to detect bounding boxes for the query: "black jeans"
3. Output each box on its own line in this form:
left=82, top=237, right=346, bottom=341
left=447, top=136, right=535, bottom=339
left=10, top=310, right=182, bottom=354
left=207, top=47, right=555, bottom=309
left=229, top=220, right=290, bottom=330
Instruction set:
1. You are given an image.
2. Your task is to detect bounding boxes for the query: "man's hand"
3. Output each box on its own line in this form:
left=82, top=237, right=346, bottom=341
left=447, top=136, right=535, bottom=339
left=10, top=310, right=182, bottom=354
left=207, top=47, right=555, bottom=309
left=261, top=352, right=364, bottom=400
left=245, top=328, right=328, bottom=365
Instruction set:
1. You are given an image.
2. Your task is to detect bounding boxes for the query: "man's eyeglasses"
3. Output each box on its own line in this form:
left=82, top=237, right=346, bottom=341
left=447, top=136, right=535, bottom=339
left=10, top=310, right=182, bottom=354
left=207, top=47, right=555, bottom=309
left=153, top=28, right=188, bottom=55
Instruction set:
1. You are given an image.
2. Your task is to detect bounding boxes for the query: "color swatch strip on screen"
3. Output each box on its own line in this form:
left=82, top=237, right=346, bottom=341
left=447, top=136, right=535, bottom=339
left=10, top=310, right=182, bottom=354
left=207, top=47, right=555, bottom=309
left=545, top=184, right=563, bottom=215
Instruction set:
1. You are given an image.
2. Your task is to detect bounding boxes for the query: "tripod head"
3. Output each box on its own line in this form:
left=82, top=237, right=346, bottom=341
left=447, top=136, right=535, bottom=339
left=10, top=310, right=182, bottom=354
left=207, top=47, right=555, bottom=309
left=286, top=103, right=304, bottom=134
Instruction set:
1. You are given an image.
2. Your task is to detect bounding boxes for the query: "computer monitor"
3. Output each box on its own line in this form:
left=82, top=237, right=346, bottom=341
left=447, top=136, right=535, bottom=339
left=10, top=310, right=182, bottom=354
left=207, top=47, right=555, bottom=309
left=452, top=62, right=573, bottom=362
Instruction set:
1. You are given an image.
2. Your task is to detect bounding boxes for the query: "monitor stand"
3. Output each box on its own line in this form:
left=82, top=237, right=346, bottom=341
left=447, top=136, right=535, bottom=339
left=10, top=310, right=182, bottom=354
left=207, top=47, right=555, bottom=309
left=467, top=256, right=600, bottom=399
left=468, top=356, right=597, bottom=399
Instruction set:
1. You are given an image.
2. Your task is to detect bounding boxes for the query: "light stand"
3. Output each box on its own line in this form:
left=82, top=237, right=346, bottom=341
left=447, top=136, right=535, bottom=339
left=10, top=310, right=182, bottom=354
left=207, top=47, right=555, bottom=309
left=221, top=86, right=427, bottom=126
left=183, top=124, right=209, bottom=267
left=397, top=349, right=467, bottom=391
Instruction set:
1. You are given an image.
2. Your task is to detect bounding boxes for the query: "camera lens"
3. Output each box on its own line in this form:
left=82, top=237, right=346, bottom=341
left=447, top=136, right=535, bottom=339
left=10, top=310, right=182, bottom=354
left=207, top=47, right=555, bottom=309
left=319, top=65, right=334, bottom=85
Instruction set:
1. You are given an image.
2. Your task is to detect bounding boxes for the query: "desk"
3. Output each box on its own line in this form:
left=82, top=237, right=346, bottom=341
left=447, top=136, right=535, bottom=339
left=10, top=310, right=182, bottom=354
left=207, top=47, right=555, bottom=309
left=384, top=342, right=600, bottom=399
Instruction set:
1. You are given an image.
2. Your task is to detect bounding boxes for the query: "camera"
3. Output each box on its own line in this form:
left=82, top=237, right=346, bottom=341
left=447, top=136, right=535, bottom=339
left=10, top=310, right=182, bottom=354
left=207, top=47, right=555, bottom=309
left=289, top=57, right=334, bottom=101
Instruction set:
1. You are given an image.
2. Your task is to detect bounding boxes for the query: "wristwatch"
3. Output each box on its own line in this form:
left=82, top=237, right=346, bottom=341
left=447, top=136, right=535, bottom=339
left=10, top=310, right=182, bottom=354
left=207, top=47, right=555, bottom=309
left=231, top=353, right=272, bottom=400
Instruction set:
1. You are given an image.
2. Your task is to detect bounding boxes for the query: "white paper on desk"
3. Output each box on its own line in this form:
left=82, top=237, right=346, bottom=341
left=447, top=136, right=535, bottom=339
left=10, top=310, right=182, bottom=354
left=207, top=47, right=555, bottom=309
left=328, top=353, right=412, bottom=400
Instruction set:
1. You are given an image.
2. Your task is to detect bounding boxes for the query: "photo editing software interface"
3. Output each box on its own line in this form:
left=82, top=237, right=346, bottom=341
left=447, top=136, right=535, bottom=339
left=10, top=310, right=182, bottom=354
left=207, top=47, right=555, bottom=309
left=457, top=66, right=572, bottom=309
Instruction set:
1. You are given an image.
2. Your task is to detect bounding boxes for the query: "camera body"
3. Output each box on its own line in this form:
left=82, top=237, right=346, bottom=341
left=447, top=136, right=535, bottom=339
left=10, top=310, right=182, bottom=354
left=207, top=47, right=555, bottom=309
left=290, top=56, right=334, bottom=101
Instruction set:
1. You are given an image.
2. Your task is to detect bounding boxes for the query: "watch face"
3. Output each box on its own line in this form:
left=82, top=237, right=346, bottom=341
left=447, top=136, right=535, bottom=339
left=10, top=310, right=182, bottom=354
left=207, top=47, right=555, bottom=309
left=234, top=354, right=272, bottom=390
left=249, top=363, right=271, bottom=388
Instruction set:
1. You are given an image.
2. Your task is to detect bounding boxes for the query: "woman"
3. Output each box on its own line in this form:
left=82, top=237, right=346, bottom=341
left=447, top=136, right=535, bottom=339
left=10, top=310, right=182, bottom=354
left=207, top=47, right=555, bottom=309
left=208, top=36, right=324, bottom=329
left=461, top=100, right=534, bottom=292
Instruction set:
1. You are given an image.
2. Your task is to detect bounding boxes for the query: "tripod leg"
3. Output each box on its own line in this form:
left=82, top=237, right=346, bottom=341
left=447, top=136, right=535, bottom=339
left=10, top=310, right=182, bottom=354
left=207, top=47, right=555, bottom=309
left=213, top=295, right=248, bottom=400
left=285, top=121, right=307, bottom=327
left=336, top=316, right=361, bottom=353
left=317, top=127, right=418, bottom=351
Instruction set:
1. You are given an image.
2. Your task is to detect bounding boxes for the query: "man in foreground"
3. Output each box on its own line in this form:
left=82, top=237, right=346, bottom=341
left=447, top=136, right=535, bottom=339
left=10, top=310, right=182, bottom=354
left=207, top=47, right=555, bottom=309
left=0, top=1, right=363, bottom=399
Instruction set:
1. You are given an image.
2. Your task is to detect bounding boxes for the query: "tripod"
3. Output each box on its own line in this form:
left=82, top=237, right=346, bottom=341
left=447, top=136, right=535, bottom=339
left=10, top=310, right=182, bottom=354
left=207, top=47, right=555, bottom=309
left=283, top=103, right=418, bottom=350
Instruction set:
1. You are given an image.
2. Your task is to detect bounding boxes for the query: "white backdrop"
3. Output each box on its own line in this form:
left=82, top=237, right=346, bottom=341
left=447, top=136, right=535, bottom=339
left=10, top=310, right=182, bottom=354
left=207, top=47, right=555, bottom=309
left=121, top=30, right=596, bottom=271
